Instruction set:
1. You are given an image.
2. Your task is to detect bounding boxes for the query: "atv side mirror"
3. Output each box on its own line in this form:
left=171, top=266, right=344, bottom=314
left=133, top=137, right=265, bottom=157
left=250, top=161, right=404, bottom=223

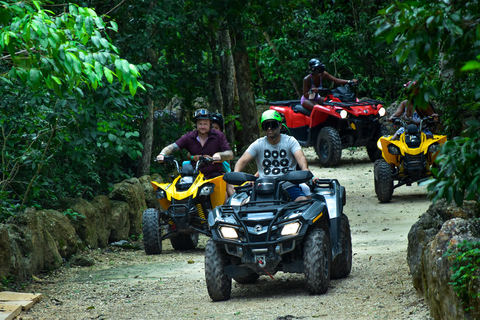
left=223, top=172, right=257, bottom=185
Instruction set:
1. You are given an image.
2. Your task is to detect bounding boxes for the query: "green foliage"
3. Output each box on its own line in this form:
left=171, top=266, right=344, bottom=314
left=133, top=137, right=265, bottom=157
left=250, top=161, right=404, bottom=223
left=1, top=1, right=147, bottom=215
left=62, top=209, right=85, bottom=222
left=445, top=240, right=480, bottom=313
left=373, top=0, right=480, bottom=111
left=0, top=1, right=144, bottom=96
left=428, top=119, right=480, bottom=206
left=250, top=0, right=398, bottom=102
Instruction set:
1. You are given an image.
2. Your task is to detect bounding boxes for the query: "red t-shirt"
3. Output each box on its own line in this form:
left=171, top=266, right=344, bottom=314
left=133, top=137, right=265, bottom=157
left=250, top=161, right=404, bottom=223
left=175, top=129, right=231, bottom=178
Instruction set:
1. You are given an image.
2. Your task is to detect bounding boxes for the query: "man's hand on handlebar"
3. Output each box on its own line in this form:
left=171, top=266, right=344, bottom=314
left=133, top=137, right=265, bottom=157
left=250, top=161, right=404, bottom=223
left=212, top=153, right=222, bottom=162
left=156, top=154, right=165, bottom=162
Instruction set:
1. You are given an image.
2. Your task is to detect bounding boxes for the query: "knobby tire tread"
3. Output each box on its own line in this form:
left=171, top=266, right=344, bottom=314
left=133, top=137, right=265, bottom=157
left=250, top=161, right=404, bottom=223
left=331, top=214, right=352, bottom=279
left=205, top=239, right=232, bottom=301
left=375, top=159, right=394, bottom=203
left=303, top=228, right=331, bottom=294
left=316, top=127, right=342, bottom=167
left=142, top=208, right=162, bottom=255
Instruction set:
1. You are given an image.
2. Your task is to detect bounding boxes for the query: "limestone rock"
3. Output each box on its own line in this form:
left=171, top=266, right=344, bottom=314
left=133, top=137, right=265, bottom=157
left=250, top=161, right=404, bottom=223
left=0, top=224, right=12, bottom=278
left=408, top=200, right=480, bottom=320
left=91, top=195, right=113, bottom=247
left=139, top=175, right=160, bottom=211
left=423, top=218, right=480, bottom=320
left=67, top=198, right=101, bottom=249
left=1, top=208, right=77, bottom=280
left=109, top=177, right=147, bottom=237
left=109, top=200, right=130, bottom=242
left=38, top=209, right=77, bottom=258
left=70, top=255, right=95, bottom=267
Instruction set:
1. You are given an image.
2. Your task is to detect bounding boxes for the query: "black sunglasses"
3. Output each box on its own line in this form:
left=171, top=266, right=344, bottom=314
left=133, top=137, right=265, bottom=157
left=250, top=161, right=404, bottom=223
left=262, top=121, right=280, bottom=131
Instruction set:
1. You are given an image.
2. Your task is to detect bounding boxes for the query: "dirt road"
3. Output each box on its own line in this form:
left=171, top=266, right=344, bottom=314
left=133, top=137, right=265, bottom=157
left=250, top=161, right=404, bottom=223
left=23, top=148, right=432, bottom=320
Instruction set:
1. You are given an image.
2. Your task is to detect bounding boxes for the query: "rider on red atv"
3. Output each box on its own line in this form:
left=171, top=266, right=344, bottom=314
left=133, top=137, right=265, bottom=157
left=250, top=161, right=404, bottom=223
left=301, top=59, right=357, bottom=111
left=270, top=59, right=386, bottom=167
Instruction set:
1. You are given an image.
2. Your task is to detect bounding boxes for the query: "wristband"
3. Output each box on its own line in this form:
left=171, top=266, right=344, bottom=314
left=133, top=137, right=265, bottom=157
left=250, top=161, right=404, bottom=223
left=191, top=155, right=194, bottom=160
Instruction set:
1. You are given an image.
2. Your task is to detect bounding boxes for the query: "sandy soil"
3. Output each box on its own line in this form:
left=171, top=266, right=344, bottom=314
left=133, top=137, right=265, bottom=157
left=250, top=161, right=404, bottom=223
left=21, top=148, right=433, bottom=320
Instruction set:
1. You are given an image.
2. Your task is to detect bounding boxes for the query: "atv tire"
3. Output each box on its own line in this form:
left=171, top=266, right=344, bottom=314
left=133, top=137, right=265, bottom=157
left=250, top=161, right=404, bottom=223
left=367, top=124, right=388, bottom=162
left=304, top=228, right=331, bottom=294
left=315, top=127, right=342, bottom=167
left=374, top=159, right=394, bottom=203
left=142, top=208, right=163, bottom=255
left=331, top=214, right=352, bottom=279
left=205, top=239, right=232, bottom=301
left=233, top=272, right=260, bottom=284
left=170, top=232, right=199, bottom=250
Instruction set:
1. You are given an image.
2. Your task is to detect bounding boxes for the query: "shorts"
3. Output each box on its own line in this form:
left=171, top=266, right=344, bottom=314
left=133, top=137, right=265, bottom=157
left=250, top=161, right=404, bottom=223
left=300, top=95, right=321, bottom=105
left=300, top=183, right=311, bottom=196
left=286, top=185, right=306, bottom=201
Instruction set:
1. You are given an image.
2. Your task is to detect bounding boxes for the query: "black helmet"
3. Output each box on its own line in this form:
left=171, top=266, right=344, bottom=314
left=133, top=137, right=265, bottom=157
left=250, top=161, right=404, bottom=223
left=193, top=108, right=211, bottom=121
left=211, top=112, right=224, bottom=131
left=308, top=58, right=325, bottom=73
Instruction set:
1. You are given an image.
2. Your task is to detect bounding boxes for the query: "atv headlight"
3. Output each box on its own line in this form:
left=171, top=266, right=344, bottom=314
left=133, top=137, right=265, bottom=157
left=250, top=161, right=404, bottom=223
left=387, top=144, right=401, bottom=155
left=378, top=107, right=386, bottom=117
left=428, top=143, right=440, bottom=153
left=199, top=185, right=214, bottom=196
left=219, top=226, right=238, bottom=239
left=156, top=189, right=166, bottom=200
left=281, top=222, right=301, bottom=236
left=339, top=110, right=348, bottom=119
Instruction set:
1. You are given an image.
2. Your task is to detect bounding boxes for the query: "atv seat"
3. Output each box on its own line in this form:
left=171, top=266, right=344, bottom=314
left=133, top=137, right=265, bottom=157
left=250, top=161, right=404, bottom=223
left=292, top=104, right=311, bottom=116
left=269, top=100, right=301, bottom=107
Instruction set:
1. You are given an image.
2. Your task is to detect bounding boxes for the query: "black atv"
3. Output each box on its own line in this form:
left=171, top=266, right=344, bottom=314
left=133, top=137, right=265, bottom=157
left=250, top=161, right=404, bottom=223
left=204, top=171, right=352, bottom=301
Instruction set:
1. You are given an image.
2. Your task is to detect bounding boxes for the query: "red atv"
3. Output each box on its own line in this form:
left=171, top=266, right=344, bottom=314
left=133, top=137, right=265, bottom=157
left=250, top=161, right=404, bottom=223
left=270, top=83, right=387, bottom=166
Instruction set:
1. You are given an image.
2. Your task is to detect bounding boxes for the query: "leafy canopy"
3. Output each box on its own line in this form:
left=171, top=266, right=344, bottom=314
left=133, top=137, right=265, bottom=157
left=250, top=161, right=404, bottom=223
left=0, top=0, right=144, bottom=96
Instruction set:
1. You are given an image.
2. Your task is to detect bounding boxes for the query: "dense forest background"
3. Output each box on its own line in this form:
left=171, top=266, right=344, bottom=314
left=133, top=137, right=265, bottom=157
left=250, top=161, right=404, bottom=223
left=1, top=0, right=479, bottom=219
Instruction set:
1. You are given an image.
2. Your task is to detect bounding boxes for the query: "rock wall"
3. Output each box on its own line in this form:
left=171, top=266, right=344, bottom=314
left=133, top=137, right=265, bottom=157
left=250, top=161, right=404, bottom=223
left=407, top=200, right=480, bottom=319
left=0, top=175, right=156, bottom=282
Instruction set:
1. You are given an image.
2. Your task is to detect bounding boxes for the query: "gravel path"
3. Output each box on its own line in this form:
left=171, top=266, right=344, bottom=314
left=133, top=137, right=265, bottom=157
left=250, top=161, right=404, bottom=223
left=22, top=148, right=432, bottom=320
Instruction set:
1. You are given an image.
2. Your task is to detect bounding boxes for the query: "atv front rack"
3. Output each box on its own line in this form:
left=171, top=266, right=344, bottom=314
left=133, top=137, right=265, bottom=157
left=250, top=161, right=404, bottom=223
left=269, top=99, right=384, bottom=109
left=323, top=99, right=384, bottom=108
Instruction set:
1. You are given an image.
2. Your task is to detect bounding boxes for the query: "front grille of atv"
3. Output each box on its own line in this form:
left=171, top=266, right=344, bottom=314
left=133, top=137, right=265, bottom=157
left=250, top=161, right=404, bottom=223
left=249, top=233, right=268, bottom=242
left=405, top=154, right=425, bottom=172
left=170, top=198, right=190, bottom=215
left=239, top=218, right=278, bottom=243
left=242, top=219, right=271, bottom=228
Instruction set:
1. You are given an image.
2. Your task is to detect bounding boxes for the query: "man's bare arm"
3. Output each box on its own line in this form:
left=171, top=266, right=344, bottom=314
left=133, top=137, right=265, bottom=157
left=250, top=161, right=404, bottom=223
left=213, top=150, right=234, bottom=161
left=160, top=143, right=180, bottom=155
left=156, top=143, right=180, bottom=161
left=294, top=149, right=309, bottom=171
left=234, top=152, right=254, bottom=172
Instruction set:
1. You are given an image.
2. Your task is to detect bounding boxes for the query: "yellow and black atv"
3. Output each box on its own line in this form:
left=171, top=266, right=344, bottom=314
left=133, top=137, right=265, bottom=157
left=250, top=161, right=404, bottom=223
left=374, top=116, right=447, bottom=203
left=142, top=156, right=226, bottom=254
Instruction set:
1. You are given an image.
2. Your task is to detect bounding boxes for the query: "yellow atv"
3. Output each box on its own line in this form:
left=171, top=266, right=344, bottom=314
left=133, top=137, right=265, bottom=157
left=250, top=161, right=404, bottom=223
left=143, top=156, right=226, bottom=254
left=374, top=116, right=446, bottom=203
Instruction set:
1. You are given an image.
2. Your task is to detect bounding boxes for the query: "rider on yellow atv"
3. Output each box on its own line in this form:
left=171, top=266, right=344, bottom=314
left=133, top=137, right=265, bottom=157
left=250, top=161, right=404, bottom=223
left=156, top=108, right=233, bottom=178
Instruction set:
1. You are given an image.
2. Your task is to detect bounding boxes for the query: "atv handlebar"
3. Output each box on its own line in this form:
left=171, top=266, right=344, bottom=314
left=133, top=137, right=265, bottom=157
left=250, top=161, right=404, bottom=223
left=155, top=156, right=219, bottom=173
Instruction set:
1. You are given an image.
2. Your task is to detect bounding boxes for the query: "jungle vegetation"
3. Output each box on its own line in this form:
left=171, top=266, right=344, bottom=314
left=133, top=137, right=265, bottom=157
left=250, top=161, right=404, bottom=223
left=1, top=0, right=479, bottom=220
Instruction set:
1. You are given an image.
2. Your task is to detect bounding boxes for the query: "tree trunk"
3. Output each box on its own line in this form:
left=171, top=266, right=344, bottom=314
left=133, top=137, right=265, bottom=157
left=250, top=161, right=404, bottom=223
left=218, top=28, right=237, bottom=153
left=136, top=97, right=154, bottom=177
left=210, top=44, right=224, bottom=113
left=231, top=30, right=259, bottom=152
left=136, top=1, right=158, bottom=177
